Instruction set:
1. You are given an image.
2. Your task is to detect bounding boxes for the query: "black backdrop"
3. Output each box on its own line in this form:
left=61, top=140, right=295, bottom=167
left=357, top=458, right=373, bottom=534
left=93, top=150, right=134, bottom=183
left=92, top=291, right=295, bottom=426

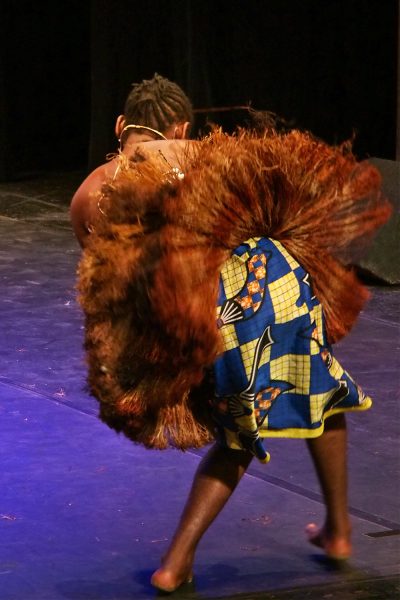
left=0, top=1, right=91, bottom=180
left=0, top=0, right=398, bottom=180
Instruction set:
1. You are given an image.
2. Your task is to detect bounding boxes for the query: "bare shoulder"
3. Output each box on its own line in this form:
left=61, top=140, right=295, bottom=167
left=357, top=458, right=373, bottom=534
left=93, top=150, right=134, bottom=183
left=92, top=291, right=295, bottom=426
left=70, top=159, right=118, bottom=247
left=70, top=142, right=197, bottom=247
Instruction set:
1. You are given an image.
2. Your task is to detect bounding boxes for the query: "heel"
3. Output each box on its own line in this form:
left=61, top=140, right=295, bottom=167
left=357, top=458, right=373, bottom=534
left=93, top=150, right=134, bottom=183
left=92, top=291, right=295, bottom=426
left=151, top=569, right=194, bottom=593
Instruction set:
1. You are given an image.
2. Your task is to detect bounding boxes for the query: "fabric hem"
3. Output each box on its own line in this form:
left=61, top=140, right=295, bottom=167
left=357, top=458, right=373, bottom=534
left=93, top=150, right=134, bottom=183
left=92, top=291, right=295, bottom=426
left=258, top=398, right=372, bottom=440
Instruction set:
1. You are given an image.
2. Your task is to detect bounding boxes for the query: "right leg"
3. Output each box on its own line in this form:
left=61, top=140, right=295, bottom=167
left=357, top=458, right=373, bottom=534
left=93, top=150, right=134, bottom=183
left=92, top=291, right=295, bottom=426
left=306, top=412, right=352, bottom=559
left=151, top=442, right=253, bottom=592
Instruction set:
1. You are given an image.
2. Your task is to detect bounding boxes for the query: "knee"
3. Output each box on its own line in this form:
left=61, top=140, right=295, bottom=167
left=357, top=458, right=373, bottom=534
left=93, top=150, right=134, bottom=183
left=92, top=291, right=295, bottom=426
left=213, top=443, right=254, bottom=468
left=325, top=412, right=347, bottom=432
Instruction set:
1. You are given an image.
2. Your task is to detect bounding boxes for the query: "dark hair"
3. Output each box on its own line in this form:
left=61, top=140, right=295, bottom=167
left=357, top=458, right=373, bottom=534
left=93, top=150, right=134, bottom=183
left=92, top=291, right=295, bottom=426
left=124, top=73, right=193, bottom=134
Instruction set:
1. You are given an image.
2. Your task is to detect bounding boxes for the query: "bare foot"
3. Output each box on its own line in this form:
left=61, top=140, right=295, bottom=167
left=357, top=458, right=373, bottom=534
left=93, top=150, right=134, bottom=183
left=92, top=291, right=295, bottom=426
left=151, top=555, right=193, bottom=593
left=150, top=568, right=193, bottom=593
left=305, top=523, right=352, bottom=560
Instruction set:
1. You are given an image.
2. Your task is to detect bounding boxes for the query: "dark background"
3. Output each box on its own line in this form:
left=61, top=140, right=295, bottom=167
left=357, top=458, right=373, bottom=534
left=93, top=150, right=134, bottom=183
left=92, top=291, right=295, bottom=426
left=0, top=0, right=398, bottom=181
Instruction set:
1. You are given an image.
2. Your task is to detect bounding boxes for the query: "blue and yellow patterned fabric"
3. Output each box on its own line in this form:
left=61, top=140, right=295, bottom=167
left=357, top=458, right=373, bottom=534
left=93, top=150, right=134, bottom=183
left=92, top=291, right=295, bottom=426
left=212, top=237, right=371, bottom=462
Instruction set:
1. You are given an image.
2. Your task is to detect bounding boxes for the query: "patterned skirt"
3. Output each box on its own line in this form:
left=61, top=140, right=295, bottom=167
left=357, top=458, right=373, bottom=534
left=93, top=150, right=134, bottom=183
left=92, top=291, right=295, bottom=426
left=212, top=237, right=371, bottom=462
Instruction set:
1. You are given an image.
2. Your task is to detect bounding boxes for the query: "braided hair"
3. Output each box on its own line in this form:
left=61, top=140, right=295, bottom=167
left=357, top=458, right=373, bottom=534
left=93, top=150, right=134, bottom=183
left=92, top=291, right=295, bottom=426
left=123, top=73, right=193, bottom=135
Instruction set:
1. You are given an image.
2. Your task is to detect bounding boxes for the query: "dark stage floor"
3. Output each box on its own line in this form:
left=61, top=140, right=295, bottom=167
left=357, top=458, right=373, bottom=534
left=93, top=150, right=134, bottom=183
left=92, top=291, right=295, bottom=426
left=0, top=173, right=399, bottom=600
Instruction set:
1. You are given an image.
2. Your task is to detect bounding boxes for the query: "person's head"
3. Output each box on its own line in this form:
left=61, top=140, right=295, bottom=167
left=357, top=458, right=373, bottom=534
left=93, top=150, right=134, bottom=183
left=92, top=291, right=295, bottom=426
left=115, top=73, right=193, bottom=144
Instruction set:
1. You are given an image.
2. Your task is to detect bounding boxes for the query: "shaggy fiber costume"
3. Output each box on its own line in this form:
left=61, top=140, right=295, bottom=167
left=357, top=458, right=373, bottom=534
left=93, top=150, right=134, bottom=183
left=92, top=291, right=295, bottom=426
left=77, top=130, right=390, bottom=458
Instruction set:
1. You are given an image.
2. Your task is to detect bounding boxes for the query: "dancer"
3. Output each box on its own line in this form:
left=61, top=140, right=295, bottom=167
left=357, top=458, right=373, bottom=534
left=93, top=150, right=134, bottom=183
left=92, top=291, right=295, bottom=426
left=73, top=104, right=390, bottom=593
left=70, top=73, right=193, bottom=248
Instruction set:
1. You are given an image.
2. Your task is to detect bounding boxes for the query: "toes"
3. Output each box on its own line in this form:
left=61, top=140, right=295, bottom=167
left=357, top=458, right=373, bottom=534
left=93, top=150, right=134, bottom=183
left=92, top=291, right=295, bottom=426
left=305, top=523, right=323, bottom=547
left=305, top=522, right=319, bottom=536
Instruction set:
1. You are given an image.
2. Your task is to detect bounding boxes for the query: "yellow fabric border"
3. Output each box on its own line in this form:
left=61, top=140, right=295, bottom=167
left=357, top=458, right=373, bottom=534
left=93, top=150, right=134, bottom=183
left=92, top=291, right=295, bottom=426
left=258, top=397, right=372, bottom=440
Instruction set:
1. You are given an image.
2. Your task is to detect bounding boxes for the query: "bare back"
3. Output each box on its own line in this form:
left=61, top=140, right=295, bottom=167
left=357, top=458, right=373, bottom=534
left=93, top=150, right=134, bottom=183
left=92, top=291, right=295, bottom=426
left=70, top=139, right=193, bottom=248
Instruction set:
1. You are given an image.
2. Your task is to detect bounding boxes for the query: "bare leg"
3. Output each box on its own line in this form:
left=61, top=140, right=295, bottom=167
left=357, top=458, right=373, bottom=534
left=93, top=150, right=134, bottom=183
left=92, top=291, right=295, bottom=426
left=306, top=412, right=352, bottom=559
left=151, top=443, right=253, bottom=592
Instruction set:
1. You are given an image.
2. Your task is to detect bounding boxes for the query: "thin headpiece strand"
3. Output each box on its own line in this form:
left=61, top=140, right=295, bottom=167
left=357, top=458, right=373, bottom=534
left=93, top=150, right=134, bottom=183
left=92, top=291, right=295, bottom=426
left=119, top=124, right=167, bottom=147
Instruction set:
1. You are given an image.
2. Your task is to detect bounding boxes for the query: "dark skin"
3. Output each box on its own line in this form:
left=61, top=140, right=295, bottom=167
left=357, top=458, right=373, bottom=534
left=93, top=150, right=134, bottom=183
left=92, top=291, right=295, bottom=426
left=70, top=117, right=191, bottom=248
left=70, top=131, right=352, bottom=594
left=151, top=414, right=351, bottom=592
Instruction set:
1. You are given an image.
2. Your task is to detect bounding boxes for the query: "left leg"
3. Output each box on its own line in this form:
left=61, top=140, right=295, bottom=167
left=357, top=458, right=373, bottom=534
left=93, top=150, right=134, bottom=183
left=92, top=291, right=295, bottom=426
left=151, top=442, right=253, bottom=592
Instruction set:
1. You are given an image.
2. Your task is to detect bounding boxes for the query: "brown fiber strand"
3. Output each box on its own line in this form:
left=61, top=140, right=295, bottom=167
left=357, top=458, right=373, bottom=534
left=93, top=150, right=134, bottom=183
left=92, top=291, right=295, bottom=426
left=77, top=129, right=391, bottom=450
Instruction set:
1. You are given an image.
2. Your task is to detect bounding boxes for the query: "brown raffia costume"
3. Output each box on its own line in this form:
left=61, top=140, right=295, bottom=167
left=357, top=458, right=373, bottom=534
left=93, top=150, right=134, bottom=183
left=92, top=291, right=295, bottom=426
left=77, top=130, right=391, bottom=455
